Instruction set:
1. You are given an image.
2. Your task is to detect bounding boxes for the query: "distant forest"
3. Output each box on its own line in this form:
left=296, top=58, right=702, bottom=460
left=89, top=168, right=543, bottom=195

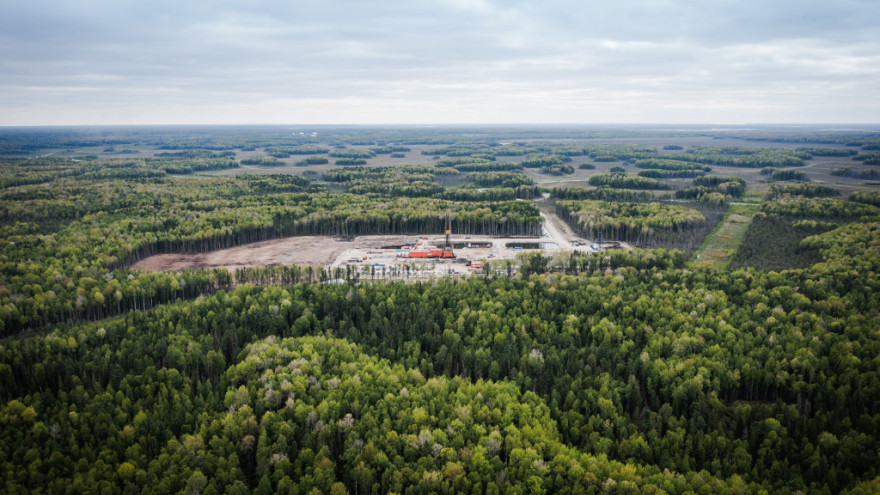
left=2, top=125, right=880, bottom=494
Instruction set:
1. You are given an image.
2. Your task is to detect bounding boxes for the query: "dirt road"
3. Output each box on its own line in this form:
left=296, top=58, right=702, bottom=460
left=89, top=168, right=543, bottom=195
left=541, top=211, right=582, bottom=246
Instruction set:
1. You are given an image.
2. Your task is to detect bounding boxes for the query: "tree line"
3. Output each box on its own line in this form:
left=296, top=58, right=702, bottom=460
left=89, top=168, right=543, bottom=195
left=588, top=173, right=672, bottom=190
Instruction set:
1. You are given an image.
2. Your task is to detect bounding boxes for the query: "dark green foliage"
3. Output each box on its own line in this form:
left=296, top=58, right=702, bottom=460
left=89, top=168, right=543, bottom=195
left=241, top=156, right=283, bottom=166
left=322, top=166, right=443, bottom=197
left=634, top=158, right=711, bottom=172
left=766, top=183, right=840, bottom=200
left=759, top=197, right=880, bottom=219
left=154, top=150, right=236, bottom=159
left=469, top=172, right=535, bottom=188
left=369, top=145, right=410, bottom=154
left=439, top=160, right=521, bottom=172
left=85, top=166, right=169, bottom=180
left=681, top=146, right=809, bottom=168
left=849, top=190, right=880, bottom=207
left=694, top=175, right=746, bottom=189
left=321, top=166, right=540, bottom=200
left=0, top=162, right=544, bottom=333
left=831, top=167, right=880, bottom=180
left=349, top=180, right=442, bottom=197
left=4, top=233, right=880, bottom=492
left=521, top=153, right=571, bottom=168
left=673, top=176, right=745, bottom=207
left=578, top=163, right=596, bottom=169
left=3, top=127, right=880, bottom=494
left=334, top=158, right=368, bottom=166
left=440, top=188, right=516, bottom=201
left=795, top=147, right=858, bottom=157
left=732, top=197, right=880, bottom=271
left=540, top=163, right=574, bottom=175
left=551, top=187, right=659, bottom=202
left=266, top=145, right=330, bottom=157
left=436, top=157, right=496, bottom=167
left=663, top=144, right=684, bottom=150
left=767, top=169, right=809, bottom=181
left=321, top=166, right=438, bottom=183
left=592, top=155, right=618, bottom=162
left=556, top=200, right=716, bottom=250
left=514, top=184, right=541, bottom=199
left=638, top=169, right=706, bottom=179
left=421, top=144, right=495, bottom=157
left=852, top=152, right=880, bottom=165
left=674, top=186, right=714, bottom=200
left=294, top=157, right=329, bottom=166
left=730, top=215, right=828, bottom=270
left=440, top=186, right=539, bottom=201
left=422, top=142, right=664, bottom=166
left=673, top=188, right=729, bottom=207
left=581, top=143, right=657, bottom=161
left=681, top=175, right=746, bottom=201
left=157, top=159, right=239, bottom=175
left=588, top=172, right=672, bottom=190
left=328, top=149, right=375, bottom=159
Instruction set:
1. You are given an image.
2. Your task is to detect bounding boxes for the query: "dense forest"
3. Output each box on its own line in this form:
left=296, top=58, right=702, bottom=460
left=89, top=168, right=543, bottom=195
left=2, top=126, right=880, bottom=494
left=555, top=200, right=713, bottom=250
left=588, top=173, right=671, bottom=191
left=0, top=159, right=541, bottom=333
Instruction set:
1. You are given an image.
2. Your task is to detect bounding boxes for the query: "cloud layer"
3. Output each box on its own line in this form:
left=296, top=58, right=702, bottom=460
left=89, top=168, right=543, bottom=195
left=1, top=0, right=878, bottom=125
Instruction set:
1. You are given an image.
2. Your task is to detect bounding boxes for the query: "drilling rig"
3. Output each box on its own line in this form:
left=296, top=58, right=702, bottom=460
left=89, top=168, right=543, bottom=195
left=403, top=211, right=456, bottom=259
left=441, top=209, right=455, bottom=258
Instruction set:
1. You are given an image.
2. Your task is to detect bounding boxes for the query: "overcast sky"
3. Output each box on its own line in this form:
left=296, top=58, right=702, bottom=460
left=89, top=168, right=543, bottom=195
left=1, top=0, right=878, bottom=125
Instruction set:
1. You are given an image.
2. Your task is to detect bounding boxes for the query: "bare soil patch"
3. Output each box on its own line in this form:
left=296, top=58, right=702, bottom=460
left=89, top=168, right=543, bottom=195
left=132, top=235, right=415, bottom=272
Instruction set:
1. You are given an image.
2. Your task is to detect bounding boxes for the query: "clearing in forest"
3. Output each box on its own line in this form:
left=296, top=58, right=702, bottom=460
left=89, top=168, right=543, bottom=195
left=130, top=235, right=409, bottom=271
left=693, top=204, right=758, bottom=269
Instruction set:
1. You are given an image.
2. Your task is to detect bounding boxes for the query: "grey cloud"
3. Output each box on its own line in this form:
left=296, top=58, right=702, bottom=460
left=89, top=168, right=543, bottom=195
left=0, top=0, right=877, bottom=124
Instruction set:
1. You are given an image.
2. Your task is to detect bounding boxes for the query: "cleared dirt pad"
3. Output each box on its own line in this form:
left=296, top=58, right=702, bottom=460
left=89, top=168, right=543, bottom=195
left=132, top=235, right=415, bottom=272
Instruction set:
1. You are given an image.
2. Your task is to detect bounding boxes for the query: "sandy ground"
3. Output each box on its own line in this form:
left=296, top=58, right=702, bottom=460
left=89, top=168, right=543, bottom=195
left=131, top=235, right=416, bottom=272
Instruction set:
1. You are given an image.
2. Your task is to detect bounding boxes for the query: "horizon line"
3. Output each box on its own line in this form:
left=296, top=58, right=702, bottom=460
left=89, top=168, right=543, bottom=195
left=2, top=122, right=880, bottom=129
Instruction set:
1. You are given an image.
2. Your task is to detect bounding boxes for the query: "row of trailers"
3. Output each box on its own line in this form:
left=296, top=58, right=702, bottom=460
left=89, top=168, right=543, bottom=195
left=402, top=248, right=455, bottom=259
